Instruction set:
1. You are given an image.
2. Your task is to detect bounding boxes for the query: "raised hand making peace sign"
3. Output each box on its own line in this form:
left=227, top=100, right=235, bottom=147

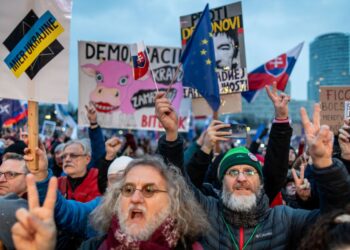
left=11, top=175, right=57, bottom=250
left=300, top=104, right=333, bottom=168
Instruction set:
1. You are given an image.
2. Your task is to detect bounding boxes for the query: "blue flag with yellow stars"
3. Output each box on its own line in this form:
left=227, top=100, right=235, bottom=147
left=180, top=4, right=220, bottom=112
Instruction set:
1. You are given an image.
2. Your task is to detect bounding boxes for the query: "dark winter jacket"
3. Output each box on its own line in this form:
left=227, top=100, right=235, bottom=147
left=158, top=135, right=350, bottom=250
left=185, top=122, right=293, bottom=203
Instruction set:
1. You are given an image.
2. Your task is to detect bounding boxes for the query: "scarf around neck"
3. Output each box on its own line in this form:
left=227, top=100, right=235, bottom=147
left=98, top=215, right=180, bottom=250
left=221, top=190, right=270, bottom=228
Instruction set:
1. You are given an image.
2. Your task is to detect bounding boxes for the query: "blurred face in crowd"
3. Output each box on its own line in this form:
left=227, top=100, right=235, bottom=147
left=54, top=149, right=64, bottom=168
left=4, top=138, right=15, bottom=147
left=117, top=165, right=170, bottom=240
left=289, top=149, right=297, bottom=165
left=62, top=143, right=90, bottom=178
left=213, top=32, right=239, bottom=70
left=285, top=181, right=296, bottom=196
left=20, top=131, right=29, bottom=145
left=222, top=164, right=262, bottom=212
left=0, top=159, right=27, bottom=196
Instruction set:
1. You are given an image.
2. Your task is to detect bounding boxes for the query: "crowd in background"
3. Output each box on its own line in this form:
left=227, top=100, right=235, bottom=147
left=0, top=85, right=349, bottom=250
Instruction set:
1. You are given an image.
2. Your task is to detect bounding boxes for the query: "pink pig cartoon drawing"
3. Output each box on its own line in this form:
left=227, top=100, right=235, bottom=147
left=81, top=60, right=183, bottom=114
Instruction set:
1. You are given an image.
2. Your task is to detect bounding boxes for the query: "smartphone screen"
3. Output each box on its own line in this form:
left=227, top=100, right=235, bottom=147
left=219, top=124, right=247, bottom=138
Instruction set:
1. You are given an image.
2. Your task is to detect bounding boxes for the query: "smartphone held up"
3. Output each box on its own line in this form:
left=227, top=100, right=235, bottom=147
left=218, top=123, right=248, bottom=139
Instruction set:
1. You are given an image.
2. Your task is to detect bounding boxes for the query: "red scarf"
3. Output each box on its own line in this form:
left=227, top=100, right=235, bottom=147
left=98, top=216, right=180, bottom=250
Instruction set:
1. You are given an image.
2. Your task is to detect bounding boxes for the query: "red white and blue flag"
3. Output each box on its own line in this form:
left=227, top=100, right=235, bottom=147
left=242, top=42, right=304, bottom=103
left=130, top=41, right=150, bottom=80
left=0, top=99, right=28, bottom=127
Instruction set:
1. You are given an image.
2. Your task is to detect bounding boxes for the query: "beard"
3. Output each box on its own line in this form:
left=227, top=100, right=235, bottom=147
left=221, top=184, right=263, bottom=212
left=117, top=199, right=171, bottom=241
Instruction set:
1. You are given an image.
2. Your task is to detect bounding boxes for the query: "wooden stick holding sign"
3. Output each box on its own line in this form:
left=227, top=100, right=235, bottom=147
left=213, top=111, right=221, bottom=155
left=27, top=100, right=39, bottom=171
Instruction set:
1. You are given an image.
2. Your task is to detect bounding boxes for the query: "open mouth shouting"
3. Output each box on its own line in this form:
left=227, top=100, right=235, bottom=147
left=129, top=208, right=145, bottom=221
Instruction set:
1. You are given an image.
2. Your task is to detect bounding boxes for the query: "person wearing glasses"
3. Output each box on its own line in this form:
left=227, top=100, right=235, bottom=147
left=0, top=153, right=29, bottom=249
left=16, top=150, right=209, bottom=249
left=0, top=153, right=28, bottom=196
left=155, top=91, right=350, bottom=250
left=57, top=139, right=102, bottom=203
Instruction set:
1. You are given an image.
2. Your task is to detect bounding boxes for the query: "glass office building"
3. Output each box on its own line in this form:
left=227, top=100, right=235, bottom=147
left=308, top=32, right=350, bottom=101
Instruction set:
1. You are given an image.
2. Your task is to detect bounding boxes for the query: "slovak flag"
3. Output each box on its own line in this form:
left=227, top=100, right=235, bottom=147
left=242, top=42, right=304, bottom=103
left=130, top=41, right=150, bottom=80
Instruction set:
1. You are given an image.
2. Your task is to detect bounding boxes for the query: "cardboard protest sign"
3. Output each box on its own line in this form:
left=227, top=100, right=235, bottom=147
left=180, top=2, right=248, bottom=97
left=78, top=41, right=190, bottom=132
left=320, top=86, right=350, bottom=134
left=0, top=0, right=70, bottom=103
left=41, top=120, right=56, bottom=138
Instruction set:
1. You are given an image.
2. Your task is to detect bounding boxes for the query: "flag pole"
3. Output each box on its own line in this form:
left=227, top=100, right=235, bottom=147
left=213, top=110, right=221, bottom=155
left=144, top=43, right=159, bottom=92
left=166, top=62, right=182, bottom=97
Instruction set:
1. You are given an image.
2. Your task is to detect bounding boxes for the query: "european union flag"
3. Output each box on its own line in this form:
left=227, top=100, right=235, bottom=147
left=180, top=4, right=220, bottom=111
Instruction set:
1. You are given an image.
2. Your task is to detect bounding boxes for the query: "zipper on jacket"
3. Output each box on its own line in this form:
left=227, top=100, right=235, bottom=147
left=239, top=227, right=244, bottom=250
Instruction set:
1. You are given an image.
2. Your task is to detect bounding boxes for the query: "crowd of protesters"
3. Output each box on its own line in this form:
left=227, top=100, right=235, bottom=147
left=0, top=84, right=350, bottom=250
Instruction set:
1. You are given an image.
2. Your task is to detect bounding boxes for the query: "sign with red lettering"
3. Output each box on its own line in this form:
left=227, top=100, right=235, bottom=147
left=320, top=86, right=350, bottom=135
left=78, top=41, right=191, bottom=132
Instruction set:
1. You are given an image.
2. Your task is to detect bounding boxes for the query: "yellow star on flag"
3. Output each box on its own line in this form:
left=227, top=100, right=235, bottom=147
left=206, top=58, right=211, bottom=65
left=201, top=39, right=208, bottom=45
left=200, top=49, right=207, bottom=55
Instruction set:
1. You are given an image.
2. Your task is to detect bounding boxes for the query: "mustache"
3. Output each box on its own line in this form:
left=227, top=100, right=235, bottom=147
left=128, top=204, right=147, bottom=213
left=63, top=163, right=74, bottom=168
left=233, top=183, right=251, bottom=190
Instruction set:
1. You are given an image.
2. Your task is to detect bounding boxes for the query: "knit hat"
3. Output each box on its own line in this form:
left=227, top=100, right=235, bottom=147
left=107, top=156, right=133, bottom=175
left=3, top=140, right=26, bottom=155
left=218, top=147, right=263, bottom=180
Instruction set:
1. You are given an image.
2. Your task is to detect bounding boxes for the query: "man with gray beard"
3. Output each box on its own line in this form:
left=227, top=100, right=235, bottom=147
left=155, top=91, right=350, bottom=250
left=81, top=156, right=209, bottom=249
left=14, top=146, right=209, bottom=250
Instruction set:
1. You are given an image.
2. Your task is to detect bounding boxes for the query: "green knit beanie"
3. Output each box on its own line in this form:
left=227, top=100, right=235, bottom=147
left=218, top=147, right=263, bottom=180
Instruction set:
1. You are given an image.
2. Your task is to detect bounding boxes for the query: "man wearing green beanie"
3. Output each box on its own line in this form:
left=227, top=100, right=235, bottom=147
left=218, top=147, right=263, bottom=180
left=156, top=88, right=350, bottom=250
left=218, top=146, right=267, bottom=214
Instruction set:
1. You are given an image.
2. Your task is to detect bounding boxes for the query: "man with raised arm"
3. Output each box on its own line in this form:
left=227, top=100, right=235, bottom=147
left=155, top=91, right=350, bottom=250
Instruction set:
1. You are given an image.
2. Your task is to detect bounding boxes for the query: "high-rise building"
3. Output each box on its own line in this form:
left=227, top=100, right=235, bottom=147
left=308, top=32, right=350, bottom=101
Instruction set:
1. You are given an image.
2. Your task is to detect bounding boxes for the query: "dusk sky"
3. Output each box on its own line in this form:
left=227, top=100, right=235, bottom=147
left=69, top=0, right=350, bottom=107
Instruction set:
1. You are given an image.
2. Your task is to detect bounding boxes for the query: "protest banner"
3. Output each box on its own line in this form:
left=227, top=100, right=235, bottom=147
left=0, top=0, right=70, bottom=103
left=320, top=86, right=350, bottom=135
left=0, top=0, right=71, bottom=169
left=180, top=2, right=248, bottom=93
left=78, top=41, right=191, bottom=132
left=41, top=120, right=56, bottom=138
left=180, top=2, right=246, bottom=115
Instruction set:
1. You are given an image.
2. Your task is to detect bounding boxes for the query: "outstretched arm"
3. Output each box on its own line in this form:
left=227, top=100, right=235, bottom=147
left=301, top=104, right=350, bottom=213
left=155, top=92, right=218, bottom=212
left=263, top=84, right=293, bottom=202
left=24, top=144, right=99, bottom=238
left=86, top=104, right=106, bottom=169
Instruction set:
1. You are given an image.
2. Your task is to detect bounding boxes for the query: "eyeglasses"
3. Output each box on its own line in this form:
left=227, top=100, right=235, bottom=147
left=120, top=183, right=167, bottom=198
left=0, top=171, right=26, bottom=181
left=226, top=169, right=257, bottom=178
left=60, top=153, right=86, bottom=160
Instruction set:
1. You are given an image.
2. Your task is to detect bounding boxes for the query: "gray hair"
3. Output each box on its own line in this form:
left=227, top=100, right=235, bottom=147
left=54, top=143, right=65, bottom=153
left=91, top=155, right=210, bottom=243
left=2, top=152, right=28, bottom=173
left=63, top=139, right=91, bottom=156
